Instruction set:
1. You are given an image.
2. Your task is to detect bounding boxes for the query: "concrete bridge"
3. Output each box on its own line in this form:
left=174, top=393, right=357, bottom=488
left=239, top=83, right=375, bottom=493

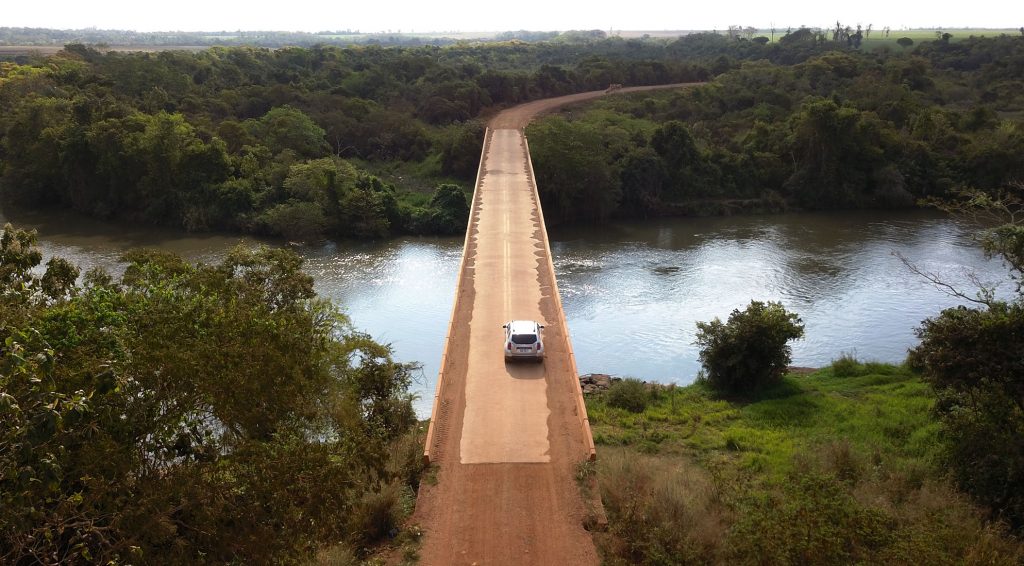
left=414, top=84, right=697, bottom=565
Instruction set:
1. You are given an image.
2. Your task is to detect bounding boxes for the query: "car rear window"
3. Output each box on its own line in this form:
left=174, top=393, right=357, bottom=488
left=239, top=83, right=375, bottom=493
left=511, top=334, right=537, bottom=345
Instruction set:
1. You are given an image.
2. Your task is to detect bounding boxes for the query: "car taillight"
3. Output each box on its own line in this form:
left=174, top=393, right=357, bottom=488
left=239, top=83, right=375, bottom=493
left=536, top=343, right=541, bottom=351
left=507, top=343, right=512, bottom=350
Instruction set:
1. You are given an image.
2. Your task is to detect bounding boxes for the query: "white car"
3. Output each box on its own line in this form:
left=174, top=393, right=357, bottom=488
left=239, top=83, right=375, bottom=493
left=502, top=320, right=545, bottom=362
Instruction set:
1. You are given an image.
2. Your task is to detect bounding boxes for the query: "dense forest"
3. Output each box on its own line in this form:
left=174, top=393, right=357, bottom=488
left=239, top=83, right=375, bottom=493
left=2, top=31, right=1023, bottom=239
left=527, top=32, right=1024, bottom=224
left=0, top=37, right=712, bottom=240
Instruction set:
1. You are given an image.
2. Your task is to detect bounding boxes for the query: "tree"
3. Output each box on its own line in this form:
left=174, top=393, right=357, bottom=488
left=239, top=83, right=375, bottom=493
left=528, top=116, right=620, bottom=224
left=908, top=185, right=1024, bottom=530
left=439, top=120, right=485, bottom=179
left=694, top=300, right=805, bottom=394
left=250, top=105, right=329, bottom=158
left=897, top=37, right=914, bottom=49
left=617, top=146, right=667, bottom=216
left=651, top=120, right=708, bottom=199
left=258, top=200, right=328, bottom=241
left=911, top=302, right=1024, bottom=529
left=0, top=235, right=420, bottom=563
left=783, top=98, right=896, bottom=208
left=406, top=183, right=470, bottom=235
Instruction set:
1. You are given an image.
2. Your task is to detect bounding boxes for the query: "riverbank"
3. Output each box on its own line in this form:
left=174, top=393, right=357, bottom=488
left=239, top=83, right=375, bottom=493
left=582, top=362, right=1024, bottom=563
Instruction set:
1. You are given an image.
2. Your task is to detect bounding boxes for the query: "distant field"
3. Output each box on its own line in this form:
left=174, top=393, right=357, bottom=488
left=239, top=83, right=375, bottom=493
left=0, top=45, right=208, bottom=56
left=1, top=28, right=1019, bottom=56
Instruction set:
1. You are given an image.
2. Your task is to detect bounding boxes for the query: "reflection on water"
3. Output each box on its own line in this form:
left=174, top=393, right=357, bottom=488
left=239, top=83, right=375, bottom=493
left=552, top=210, right=1012, bottom=384
left=2, top=205, right=1012, bottom=416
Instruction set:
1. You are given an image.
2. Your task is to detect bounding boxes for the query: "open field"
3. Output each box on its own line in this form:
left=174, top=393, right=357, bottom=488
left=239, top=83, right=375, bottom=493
left=2, top=28, right=1019, bottom=55
left=0, top=44, right=209, bottom=56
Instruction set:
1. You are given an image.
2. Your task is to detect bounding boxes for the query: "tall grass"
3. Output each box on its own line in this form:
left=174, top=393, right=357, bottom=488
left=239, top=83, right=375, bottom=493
left=596, top=449, right=728, bottom=564
left=587, top=363, right=1024, bottom=564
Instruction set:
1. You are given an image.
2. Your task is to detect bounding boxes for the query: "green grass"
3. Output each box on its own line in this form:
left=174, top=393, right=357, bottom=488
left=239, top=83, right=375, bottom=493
left=587, top=363, right=1023, bottom=564
left=588, top=364, right=940, bottom=478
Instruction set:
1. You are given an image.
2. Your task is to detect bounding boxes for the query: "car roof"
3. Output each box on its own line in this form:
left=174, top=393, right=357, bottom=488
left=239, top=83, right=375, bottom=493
left=507, top=320, right=540, bottom=333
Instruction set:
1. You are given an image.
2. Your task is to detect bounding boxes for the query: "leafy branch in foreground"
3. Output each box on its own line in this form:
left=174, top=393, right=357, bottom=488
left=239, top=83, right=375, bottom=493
left=1, top=225, right=422, bottom=564
left=895, top=183, right=1024, bottom=306
left=908, top=182, right=1024, bottom=531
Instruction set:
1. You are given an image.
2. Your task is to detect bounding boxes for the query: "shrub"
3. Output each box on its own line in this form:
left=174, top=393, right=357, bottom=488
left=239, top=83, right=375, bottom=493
left=257, top=200, right=327, bottom=241
left=694, top=301, right=805, bottom=394
left=605, top=378, right=651, bottom=413
left=727, top=470, right=893, bottom=564
left=404, top=184, right=470, bottom=235
left=911, top=301, right=1024, bottom=530
left=831, top=352, right=866, bottom=377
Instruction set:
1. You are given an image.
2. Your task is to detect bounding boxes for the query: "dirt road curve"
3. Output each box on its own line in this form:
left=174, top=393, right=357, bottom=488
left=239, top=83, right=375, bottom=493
left=414, top=83, right=698, bottom=565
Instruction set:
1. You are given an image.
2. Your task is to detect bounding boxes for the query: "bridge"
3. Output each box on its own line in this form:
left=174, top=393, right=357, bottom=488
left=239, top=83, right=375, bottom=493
left=414, top=84, right=697, bottom=565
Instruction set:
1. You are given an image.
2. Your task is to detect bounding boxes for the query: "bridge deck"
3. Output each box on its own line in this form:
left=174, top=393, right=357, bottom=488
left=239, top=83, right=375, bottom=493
left=415, top=84, right=697, bottom=565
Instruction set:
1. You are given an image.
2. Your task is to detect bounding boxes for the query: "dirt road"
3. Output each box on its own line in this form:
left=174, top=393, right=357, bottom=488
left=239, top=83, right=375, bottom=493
left=415, top=83, right=698, bottom=565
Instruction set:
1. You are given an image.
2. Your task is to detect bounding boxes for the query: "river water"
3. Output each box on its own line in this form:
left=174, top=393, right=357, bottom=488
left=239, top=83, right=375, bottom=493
left=1, top=206, right=1011, bottom=416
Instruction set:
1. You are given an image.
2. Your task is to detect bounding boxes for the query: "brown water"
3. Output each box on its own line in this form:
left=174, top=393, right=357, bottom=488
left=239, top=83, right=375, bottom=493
left=2, top=206, right=1010, bottom=415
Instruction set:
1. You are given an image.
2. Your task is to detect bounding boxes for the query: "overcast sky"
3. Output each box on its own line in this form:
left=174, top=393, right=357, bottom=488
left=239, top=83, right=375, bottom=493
left=3, top=0, right=1022, bottom=33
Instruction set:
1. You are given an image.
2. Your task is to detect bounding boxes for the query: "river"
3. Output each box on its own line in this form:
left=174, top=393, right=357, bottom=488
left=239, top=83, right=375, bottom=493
left=1, top=206, right=1011, bottom=416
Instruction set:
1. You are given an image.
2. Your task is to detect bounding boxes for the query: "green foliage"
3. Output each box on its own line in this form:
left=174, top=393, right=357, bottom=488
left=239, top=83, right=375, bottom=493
left=828, top=353, right=899, bottom=378
left=4, top=35, right=1024, bottom=236
left=438, top=120, right=485, bottom=179
left=527, top=116, right=621, bottom=224
left=405, top=183, right=470, bottom=235
left=604, top=378, right=652, bottom=413
left=249, top=105, right=328, bottom=158
left=912, top=301, right=1024, bottom=529
left=652, top=120, right=712, bottom=199
left=586, top=367, right=1024, bottom=564
left=695, top=301, right=805, bottom=394
left=258, top=200, right=329, bottom=241
left=727, top=468, right=892, bottom=564
left=0, top=226, right=420, bottom=563
left=617, top=146, right=667, bottom=216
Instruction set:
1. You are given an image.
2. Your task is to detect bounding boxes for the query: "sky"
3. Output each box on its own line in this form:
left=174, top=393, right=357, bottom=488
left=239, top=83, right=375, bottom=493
left=2, top=0, right=1022, bottom=34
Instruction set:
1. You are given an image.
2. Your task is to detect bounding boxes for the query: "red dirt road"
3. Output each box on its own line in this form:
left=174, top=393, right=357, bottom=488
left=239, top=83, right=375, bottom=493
left=415, top=84, right=698, bottom=565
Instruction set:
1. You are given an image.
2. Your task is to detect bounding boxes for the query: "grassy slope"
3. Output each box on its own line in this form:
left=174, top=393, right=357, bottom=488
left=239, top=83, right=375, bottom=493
left=590, top=363, right=939, bottom=476
left=586, top=363, right=1023, bottom=564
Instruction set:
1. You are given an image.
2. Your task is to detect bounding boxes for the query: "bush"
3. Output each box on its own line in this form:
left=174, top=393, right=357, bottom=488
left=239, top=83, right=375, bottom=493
left=605, top=378, right=651, bottom=413
left=830, top=352, right=866, bottom=377
left=257, top=200, right=328, bottom=241
left=597, top=449, right=726, bottom=564
left=404, top=184, right=470, bottom=235
left=911, top=302, right=1024, bottom=530
left=695, top=301, right=805, bottom=394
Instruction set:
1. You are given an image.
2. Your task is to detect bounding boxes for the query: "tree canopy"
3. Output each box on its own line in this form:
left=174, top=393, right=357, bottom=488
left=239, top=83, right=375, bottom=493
left=0, top=224, right=423, bottom=563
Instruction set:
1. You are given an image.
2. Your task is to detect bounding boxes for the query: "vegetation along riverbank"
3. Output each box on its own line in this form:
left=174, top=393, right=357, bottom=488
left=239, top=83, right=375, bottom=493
left=582, top=362, right=1024, bottom=564
left=3, top=30, right=1024, bottom=239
